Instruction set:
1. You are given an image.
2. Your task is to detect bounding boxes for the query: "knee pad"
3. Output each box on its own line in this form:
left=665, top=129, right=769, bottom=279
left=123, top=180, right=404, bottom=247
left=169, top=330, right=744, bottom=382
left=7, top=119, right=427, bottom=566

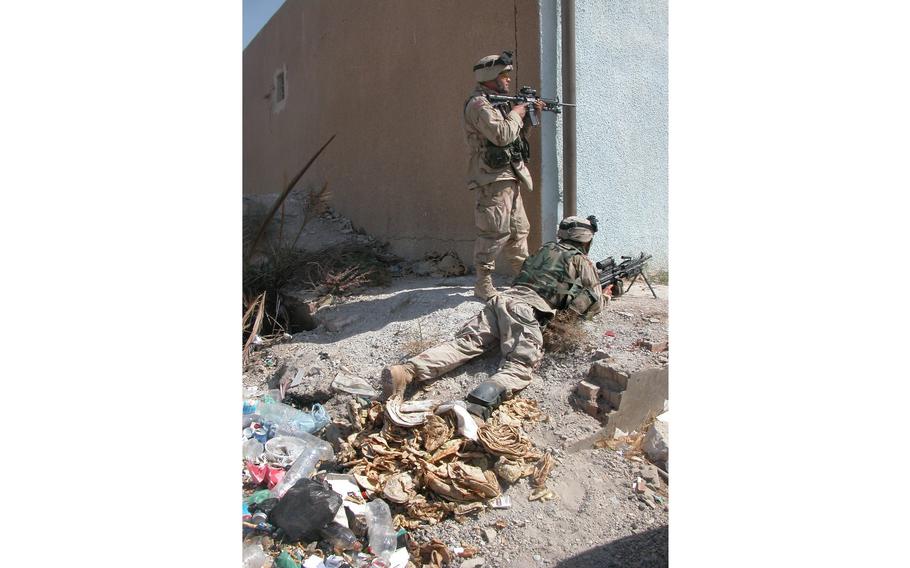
left=465, top=380, right=507, bottom=420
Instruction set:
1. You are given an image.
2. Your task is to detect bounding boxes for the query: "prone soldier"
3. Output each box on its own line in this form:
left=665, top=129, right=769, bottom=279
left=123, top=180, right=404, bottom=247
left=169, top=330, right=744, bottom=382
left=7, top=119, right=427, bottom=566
left=382, top=215, right=607, bottom=418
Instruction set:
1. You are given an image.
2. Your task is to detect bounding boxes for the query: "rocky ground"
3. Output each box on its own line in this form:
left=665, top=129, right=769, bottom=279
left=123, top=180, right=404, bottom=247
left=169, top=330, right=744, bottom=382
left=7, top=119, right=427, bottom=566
left=243, top=265, right=669, bottom=567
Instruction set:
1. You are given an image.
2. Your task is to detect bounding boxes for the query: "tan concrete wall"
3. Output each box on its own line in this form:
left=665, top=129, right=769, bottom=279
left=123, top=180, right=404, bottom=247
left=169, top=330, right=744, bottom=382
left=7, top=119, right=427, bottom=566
left=243, top=0, right=542, bottom=266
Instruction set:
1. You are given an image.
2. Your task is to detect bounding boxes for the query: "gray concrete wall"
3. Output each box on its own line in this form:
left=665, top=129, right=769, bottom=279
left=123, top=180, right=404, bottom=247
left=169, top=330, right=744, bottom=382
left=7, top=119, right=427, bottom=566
left=243, top=0, right=543, bottom=265
left=539, top=0, right=668, bottom=273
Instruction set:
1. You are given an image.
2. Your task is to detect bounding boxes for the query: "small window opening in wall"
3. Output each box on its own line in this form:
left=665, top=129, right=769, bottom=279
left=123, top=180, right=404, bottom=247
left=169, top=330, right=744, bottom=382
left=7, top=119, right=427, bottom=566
left=275, top=71, right=286, bottom=103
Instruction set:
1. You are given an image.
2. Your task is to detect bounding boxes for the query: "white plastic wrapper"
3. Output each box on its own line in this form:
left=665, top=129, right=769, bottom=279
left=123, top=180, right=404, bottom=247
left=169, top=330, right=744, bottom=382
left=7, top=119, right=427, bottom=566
left=435, top=400, right=479, bottom=441
left=264, top=435, right=310, bottom=467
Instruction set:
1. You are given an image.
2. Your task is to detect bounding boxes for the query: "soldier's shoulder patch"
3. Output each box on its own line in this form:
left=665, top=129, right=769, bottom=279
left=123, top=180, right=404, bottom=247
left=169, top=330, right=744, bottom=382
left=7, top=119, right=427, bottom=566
left=472, top=98, right=486, bottom=109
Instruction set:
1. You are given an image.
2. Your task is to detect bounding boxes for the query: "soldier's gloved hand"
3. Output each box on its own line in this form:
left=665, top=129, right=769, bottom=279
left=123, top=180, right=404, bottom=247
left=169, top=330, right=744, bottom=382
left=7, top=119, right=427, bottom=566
left=533, top=100, right=545, bottom=113
left=511, top=103, right=528, bottom=120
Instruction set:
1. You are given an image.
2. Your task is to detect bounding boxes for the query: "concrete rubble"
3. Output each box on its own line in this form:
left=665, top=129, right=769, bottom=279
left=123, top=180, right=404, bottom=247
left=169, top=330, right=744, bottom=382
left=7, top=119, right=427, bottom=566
left=644, top=412, right=670, bottom=470
left=573, top=361, right=669, bottom=437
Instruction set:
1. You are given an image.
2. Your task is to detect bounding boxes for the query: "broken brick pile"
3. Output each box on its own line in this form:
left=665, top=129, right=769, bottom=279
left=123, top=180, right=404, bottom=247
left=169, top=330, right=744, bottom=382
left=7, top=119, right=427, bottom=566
left=573, top=361, right=668, bottom=436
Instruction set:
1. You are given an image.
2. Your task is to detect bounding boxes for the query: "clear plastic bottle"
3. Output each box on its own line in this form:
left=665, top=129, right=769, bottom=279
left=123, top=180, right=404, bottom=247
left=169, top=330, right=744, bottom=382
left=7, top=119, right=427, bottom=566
left=258, top=400, right=330, bottom=436
left=319, top=521, right=359, bottom=551
left=270, top=430, right=335, bottom=498
left=242, top=438, right=264, bottom=462
left=241, top=541, right=270, bottom=568
left=364, top=499, right=397, bottom=560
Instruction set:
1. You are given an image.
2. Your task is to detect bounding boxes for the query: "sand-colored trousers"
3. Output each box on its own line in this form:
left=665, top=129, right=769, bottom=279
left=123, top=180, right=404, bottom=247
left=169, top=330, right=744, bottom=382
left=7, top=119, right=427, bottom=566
left=407, top=294, right=544, bottom=394
left=473, top=180, right=530, bottom=275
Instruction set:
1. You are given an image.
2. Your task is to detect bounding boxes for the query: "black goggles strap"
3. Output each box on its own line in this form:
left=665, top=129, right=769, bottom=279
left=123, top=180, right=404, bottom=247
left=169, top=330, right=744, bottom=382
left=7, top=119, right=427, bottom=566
left=560, top=221, right=592, bottom=231
left=473, top=51, right=513, bottom=71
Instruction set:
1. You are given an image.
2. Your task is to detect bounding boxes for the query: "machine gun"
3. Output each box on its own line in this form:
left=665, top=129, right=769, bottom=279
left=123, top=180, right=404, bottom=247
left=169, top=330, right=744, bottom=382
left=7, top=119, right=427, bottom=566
left=486, top=86, right=575, bottom=126
left=596, top=252, right=657, bottom=298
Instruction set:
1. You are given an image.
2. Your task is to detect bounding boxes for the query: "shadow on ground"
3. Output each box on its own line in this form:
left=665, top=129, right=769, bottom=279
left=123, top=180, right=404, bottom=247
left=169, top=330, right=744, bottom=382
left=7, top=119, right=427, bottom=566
left=553, top=525, right=668, bottom=568
left=288, top=276, right=482, bottom=345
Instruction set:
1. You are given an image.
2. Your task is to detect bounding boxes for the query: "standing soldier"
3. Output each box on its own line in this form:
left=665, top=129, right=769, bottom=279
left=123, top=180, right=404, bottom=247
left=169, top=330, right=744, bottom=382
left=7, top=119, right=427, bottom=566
left=464, top=50, right=545, bottom=300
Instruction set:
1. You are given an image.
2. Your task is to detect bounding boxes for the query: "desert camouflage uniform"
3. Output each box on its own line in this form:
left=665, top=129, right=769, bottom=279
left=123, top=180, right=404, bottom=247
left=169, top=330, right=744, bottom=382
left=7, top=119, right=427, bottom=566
left=464, top=85, right=532, bottom=276
left=405, top=241, right=603, bottom=395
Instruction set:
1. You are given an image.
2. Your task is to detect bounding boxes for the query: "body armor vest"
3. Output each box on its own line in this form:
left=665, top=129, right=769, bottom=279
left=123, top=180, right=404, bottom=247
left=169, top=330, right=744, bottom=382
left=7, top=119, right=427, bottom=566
left=465, top=96, right=531, bottom=168
left=514, top=241, right=596, bottom=314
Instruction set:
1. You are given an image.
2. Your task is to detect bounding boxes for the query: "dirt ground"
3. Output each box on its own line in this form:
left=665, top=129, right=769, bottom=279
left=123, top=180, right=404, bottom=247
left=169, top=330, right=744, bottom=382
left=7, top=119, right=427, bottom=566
left=243, top=265, right=669, bottom=567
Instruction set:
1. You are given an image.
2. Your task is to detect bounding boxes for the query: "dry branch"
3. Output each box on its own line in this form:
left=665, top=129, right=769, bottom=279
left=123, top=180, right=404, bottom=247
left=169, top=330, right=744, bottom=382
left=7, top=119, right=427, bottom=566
left=245, top=134, right=336, bottom=264
left=242, top=292, right=266, bottom=365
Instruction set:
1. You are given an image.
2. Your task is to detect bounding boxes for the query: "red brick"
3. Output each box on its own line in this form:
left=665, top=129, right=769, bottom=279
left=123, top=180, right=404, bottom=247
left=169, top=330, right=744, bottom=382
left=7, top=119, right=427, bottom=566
left=582, top=400, right=600, bottom=418
left=576, top=380, right=600, bottom=402
left=642, top=340, right=668, bottom=353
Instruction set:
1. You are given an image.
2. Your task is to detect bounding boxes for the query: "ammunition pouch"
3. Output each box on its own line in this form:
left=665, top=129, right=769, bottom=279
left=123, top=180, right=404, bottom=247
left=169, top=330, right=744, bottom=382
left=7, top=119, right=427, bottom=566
left=483, top=143, right=512, bottom=169
left=482, top=136, right=530, bottom=169
left=511, top=136, right=530, bottom=163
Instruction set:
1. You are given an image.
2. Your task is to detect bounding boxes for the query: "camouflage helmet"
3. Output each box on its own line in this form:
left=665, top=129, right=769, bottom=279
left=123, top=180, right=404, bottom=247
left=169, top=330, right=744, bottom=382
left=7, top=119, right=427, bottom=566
left=474, top=50, right=514, bottom=82
left=557, top=215, right=599, bottom=243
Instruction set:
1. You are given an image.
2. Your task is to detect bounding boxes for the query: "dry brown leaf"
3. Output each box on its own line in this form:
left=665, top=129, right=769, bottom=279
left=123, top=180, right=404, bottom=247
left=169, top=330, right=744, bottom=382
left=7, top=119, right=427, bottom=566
left=421, top=414, right=454, bottom=452
left=423, top=462, right=500, bottom=503
left=428, top=439, right=463, bottom=463
left=405, top=500, right=454, bottom=526
left=498, top=398, right=545, bottom=422
left=528, top=486, right=556, bottom=501
left=382, top=472, right=416, bottom=504
left=531, top=452, right=555, bottom=488
left=493, top=456, right=529, bottom=484
left=416, top=539, right=452, bottom=567
left=477, top=423, right=533, bottom=458
left=349, top=400, right=365, bottom=431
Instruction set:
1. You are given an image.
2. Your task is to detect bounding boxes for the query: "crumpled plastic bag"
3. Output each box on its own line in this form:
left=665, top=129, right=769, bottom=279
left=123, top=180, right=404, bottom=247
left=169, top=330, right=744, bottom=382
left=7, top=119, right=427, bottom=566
left=268, top=478, right=342, bottom=542
left=246, top=462, right=287, bottom=490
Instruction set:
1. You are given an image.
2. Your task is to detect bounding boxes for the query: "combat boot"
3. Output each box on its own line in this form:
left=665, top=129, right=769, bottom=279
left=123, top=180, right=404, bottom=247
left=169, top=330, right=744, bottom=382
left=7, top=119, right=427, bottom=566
left=474, top=268, right=498, bottom=301
left=381, top=363, right=416, bottom=400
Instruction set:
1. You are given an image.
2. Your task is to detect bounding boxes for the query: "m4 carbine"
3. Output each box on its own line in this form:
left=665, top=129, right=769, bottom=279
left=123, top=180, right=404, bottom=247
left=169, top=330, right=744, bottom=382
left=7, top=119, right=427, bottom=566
left=596, top=252, right=657, bottom=298
left=486, top=86, right=575, bottom=126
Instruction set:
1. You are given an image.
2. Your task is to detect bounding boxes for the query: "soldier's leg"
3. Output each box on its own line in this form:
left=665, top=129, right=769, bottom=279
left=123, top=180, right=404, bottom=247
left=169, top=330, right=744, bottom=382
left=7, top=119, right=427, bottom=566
left=399, top=304, right=499, bottom=384
left=488, top=297, right=544, bottom=394
left=473, top=180, right=516, bottom=299
left=500, top=184, right=530, bottom=276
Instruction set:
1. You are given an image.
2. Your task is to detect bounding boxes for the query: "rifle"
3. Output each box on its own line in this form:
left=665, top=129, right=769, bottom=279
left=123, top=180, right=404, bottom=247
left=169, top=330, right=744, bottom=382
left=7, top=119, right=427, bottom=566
left=596, top=252, right=657, bottom=299
left=486, top=86, right=575, bottom=126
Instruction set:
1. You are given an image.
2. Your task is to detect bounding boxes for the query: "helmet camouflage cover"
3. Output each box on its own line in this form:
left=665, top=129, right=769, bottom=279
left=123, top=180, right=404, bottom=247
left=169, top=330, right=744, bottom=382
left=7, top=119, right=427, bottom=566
left=474, top=50, right=514, bottom=82
left=556, top=215, right=598, bottom=243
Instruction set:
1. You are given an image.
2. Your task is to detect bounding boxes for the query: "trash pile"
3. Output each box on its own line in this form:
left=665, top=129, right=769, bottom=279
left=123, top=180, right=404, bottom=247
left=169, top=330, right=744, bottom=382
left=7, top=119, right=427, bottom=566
left=242, top=388, right=555, bottom=568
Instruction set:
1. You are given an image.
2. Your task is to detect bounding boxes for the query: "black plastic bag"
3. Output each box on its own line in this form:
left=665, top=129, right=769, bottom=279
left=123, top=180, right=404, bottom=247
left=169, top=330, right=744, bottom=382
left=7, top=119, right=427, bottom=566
left=268, top=478, right=342, bottom=542
left=249, top=497, right=279, bottom=515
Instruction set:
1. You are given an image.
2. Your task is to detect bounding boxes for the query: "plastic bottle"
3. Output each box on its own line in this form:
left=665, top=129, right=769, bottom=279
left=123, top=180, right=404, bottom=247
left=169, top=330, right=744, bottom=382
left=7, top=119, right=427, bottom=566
left=270, top=430, right=335, bottom=498
left=241, top=541, right=270, bottom=568
left=319, top=521, right=359, bottom=551
left=363, top=499, right=397, bottom=560
left=258, top=400, right=330, bottom=436
left=243, top=438, right=264, bottom=462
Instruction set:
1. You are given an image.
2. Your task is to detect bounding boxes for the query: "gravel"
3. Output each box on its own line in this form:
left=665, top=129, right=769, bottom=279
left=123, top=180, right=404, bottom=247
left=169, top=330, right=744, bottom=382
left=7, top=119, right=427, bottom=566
left=244, top=265, right=669, bottom=567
